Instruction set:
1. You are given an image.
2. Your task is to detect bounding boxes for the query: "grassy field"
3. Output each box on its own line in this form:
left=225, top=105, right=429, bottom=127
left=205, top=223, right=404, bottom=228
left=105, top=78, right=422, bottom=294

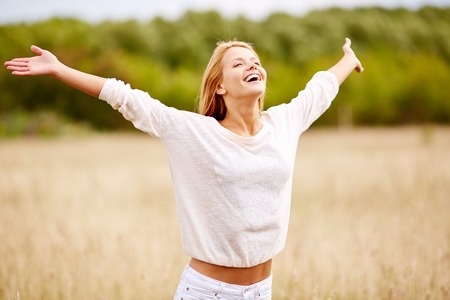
left=0, top=127, right=449, bottom=299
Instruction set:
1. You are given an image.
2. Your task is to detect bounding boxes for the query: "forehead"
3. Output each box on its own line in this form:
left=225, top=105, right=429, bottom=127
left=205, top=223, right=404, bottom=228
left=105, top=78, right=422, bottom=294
left=222, top=46, right=258, bottom=63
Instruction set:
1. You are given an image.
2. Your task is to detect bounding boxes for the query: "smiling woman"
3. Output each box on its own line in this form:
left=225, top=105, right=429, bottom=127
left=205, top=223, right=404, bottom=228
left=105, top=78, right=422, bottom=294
left=198, top=41, right=267, bottom=131
left=217, top=46, right=267, bottom=122
left=4, top=38, right=362, bottom=299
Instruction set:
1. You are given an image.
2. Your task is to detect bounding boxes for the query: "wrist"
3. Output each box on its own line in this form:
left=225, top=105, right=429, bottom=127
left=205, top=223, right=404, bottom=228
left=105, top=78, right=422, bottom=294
left=51, top=61, right=66, bottom=78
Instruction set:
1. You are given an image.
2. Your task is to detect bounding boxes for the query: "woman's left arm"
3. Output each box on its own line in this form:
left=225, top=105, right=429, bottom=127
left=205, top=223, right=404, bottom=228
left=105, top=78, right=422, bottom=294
left=328, top=38, right=364, bottom=86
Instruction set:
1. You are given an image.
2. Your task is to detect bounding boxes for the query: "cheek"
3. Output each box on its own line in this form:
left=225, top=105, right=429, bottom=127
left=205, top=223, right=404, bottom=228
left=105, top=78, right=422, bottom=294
left=260, top=68, right=268, bottom=81
left=222, top=71, right=241, bottom=87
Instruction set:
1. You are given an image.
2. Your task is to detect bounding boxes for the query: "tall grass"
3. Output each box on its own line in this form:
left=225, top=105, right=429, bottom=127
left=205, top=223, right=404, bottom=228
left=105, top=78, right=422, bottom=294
left=1, top=127, right=449, bottom=299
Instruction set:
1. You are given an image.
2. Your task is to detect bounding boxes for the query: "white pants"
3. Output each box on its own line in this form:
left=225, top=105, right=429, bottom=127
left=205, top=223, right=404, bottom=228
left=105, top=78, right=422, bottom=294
left=174, top=265, right=272, bottom=300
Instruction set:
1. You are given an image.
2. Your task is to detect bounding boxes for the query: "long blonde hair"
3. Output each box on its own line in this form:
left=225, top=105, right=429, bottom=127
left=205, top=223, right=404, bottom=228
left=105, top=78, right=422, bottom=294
left=198, top=41, right=265, bottom=120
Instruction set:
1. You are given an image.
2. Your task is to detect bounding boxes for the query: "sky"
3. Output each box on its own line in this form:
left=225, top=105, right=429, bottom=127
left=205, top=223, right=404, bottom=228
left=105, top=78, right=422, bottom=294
left=2, top=0, right=449, bottom=24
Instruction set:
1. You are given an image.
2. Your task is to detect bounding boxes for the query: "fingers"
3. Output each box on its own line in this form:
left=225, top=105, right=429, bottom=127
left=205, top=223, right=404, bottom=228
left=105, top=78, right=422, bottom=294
left=355, top=64, right=364, bottom=73
left=31, top=45, right=43, bottom=55
left=11, top=71, right=30, bottom=76
left=4, top=45, right=56, bottom=76
left=6, top=66, right=30, bottom=76
left=4, top=59, right=29, bottom=68
left=4, top=58, right=30, bottom=70
left=342, top=37, right=364, bottom=73
left=343, top=37, right=352, bottom=50
left=3, top=44, right=42, bottom=67
left=4, top=59, right=30, bottom=75
left=7, top=68, right=30, bottom=76
left=6, top=64, right=29, bottom=70
left=5, top=58, right=30, bottom=64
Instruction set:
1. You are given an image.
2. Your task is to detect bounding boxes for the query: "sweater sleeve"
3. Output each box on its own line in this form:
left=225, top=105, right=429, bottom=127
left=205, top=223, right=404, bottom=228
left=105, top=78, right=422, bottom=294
left=267, top=71, right=339, bottom=136
left=293, top=71, right=339, bottom=132
left=98, top=78, right=174, bottom=138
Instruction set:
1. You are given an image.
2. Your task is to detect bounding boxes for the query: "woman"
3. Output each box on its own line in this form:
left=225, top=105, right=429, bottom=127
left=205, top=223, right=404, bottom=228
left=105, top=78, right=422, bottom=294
left=5, top=38, right=363, bottom=299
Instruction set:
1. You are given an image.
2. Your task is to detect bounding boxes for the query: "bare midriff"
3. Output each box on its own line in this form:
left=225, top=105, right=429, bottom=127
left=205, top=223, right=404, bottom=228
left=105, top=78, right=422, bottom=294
left=189, top=258, right=272, bottom=286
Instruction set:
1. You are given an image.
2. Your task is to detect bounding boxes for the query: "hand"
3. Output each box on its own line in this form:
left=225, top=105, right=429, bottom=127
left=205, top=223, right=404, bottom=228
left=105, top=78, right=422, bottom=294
left=342, top=38, right=364, bottom=73
left=4, top=45, right=60, bottom=76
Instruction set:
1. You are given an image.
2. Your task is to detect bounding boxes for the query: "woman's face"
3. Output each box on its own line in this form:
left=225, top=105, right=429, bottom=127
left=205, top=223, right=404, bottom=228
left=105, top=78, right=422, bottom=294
left=218, top=46, right=267, bottom=101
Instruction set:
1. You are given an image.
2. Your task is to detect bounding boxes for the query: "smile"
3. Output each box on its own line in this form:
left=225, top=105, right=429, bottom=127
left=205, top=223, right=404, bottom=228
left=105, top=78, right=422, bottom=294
left=244, top=73, right=261, bottom=82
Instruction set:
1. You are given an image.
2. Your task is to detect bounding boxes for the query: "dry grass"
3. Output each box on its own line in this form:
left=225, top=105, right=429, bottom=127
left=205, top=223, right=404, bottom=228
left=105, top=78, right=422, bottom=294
left=0, top=127, right=449, bottom=299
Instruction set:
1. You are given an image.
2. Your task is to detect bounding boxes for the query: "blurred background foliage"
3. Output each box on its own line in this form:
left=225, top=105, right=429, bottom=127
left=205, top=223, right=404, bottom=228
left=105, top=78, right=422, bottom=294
left=0, top=7, right=449, bottom=136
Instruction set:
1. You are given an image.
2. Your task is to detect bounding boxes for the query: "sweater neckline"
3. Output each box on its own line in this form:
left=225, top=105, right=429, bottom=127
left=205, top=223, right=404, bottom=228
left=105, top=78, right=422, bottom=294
left=210, top=116, right=268, bottom=145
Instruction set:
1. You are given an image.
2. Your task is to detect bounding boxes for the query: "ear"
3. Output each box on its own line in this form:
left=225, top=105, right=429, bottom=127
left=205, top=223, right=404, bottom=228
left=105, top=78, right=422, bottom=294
left=216, top=85, right=226, bottom=95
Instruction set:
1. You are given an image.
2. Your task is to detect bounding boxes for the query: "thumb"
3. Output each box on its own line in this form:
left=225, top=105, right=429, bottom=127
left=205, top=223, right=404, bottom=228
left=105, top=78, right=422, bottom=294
left=30, top=45, right=43, bottom=55
left=344, top=37, right=351, bottom=49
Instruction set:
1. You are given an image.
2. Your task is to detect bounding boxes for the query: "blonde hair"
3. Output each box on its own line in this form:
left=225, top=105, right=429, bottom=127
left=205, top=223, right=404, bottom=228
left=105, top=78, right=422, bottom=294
left=198, top=41, right=265, bottom=120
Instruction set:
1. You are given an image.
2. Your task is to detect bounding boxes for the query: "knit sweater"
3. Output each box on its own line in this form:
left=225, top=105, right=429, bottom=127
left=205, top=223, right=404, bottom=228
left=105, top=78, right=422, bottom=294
left=99, top=71, right=339, bottom=267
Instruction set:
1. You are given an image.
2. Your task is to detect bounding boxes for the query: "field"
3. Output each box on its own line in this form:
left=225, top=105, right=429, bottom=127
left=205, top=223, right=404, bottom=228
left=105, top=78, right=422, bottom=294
left=0, top=127, right=449, bottom=299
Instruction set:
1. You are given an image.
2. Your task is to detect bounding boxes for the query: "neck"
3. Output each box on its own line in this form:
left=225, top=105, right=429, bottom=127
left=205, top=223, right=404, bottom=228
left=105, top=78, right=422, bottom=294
left=220, top=102, right=262, bottom=137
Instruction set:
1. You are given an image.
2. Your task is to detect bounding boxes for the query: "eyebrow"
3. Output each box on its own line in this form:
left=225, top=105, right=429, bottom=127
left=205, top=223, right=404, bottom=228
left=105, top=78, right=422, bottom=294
left=232, top=57, right=258, bottom=61
left=231, top=57, right=260, bottom=64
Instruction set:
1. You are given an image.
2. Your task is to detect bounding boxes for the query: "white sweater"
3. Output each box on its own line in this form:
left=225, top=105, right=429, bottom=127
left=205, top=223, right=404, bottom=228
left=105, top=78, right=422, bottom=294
left=99, top=71, right=339, bottom=267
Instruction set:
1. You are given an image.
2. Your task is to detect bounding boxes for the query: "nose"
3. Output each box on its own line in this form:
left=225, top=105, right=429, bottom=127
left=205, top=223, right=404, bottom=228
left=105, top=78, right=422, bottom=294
left=247, top=62, right=258, bottom=70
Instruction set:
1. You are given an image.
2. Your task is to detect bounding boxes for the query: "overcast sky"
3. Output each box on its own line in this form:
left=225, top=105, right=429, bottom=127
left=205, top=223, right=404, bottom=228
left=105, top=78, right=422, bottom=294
left=2, top=0, right=449, bottom=24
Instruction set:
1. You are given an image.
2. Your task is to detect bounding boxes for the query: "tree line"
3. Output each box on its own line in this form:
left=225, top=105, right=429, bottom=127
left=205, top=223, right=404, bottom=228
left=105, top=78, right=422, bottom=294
left=0, top=6, right=449, bottom=135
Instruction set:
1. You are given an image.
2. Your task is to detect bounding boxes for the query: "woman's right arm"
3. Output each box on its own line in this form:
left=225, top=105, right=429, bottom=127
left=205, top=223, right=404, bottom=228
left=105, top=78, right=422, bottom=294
left=5, top=45, right=181, bottom=139
left=4, top=45, right=106, bottom=98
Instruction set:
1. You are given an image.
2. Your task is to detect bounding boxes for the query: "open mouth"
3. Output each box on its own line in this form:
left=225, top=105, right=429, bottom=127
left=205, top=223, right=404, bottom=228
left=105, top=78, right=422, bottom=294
left=244, top=73, right=261, bottom=82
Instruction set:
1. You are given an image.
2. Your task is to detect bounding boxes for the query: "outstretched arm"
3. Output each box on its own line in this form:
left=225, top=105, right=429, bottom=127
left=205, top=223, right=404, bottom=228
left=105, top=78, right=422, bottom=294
left=328, top=38, right=364, bottom=86
left=4, top=45, right=106, bottom=97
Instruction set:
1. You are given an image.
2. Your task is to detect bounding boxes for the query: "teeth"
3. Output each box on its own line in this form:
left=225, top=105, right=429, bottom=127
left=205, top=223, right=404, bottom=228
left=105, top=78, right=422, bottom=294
left=245, top=74, right=260, bottom=82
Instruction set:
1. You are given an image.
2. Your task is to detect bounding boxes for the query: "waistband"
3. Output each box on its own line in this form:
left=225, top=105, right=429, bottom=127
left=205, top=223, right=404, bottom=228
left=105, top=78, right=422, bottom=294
left=181, top=265, right=272, bottom=296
